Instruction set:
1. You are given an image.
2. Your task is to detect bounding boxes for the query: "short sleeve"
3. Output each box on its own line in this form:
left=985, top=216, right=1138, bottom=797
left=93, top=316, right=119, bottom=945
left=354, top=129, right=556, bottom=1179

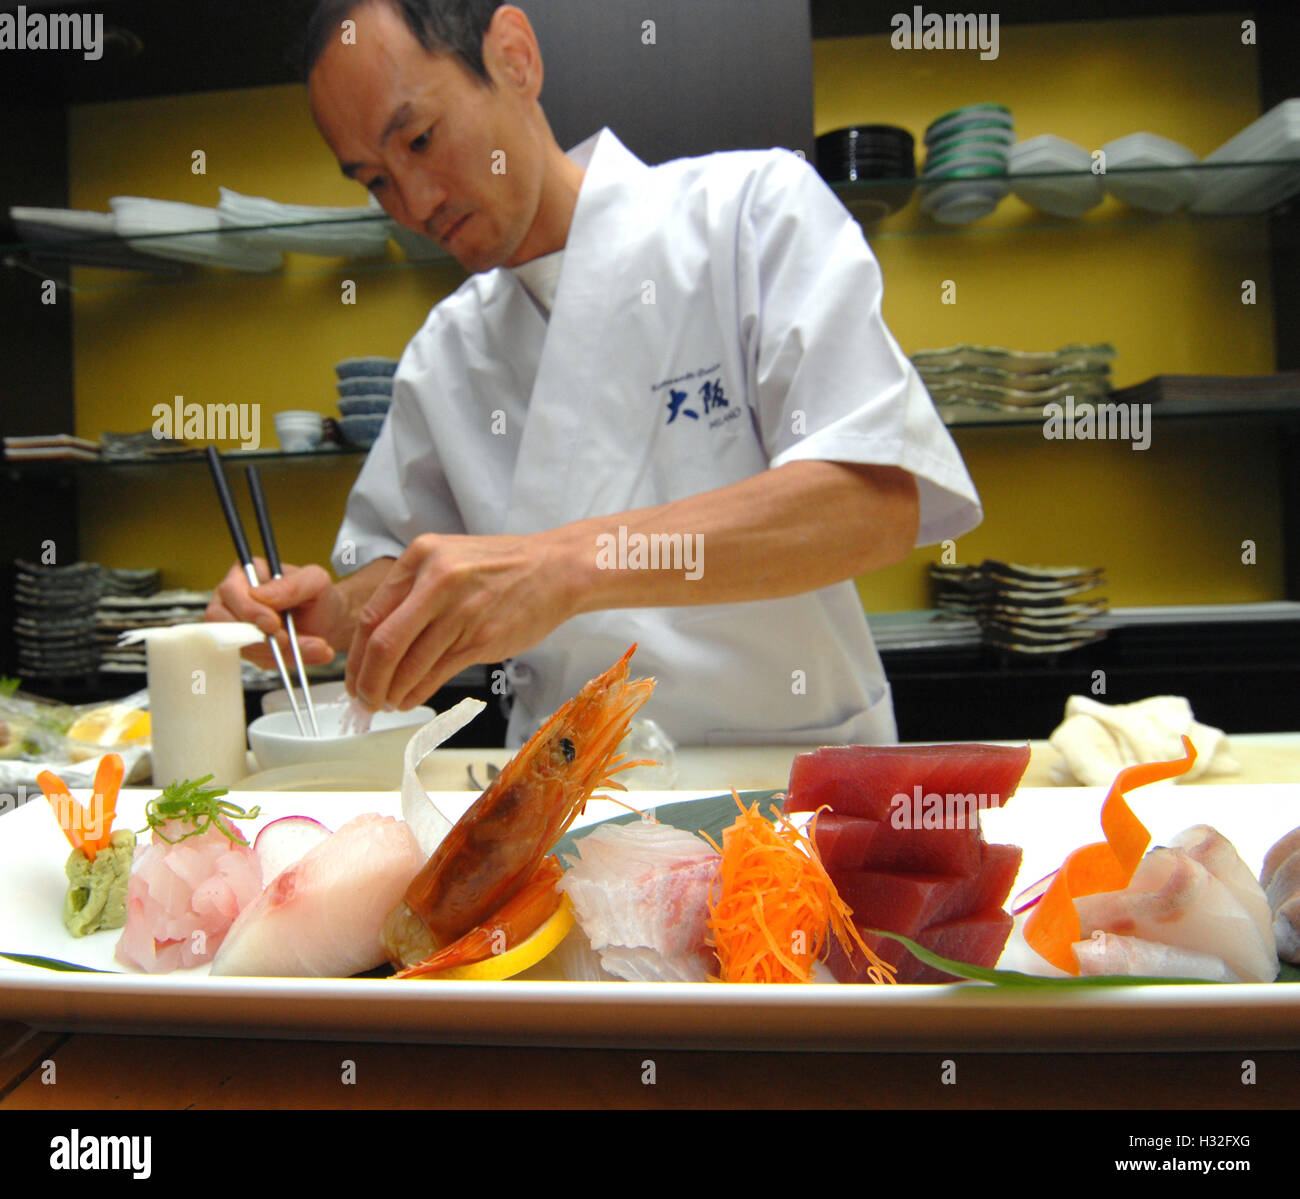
left=738, top=153, right=983, bottom=546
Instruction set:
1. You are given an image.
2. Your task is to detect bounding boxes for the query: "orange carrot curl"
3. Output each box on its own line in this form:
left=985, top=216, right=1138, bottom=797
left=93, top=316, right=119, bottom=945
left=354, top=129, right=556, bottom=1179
left=704, top=793, right=897, bottom=985
left=1023, top=735, right=1197, bottom=974
left=37, top=752, right=125, bottom=863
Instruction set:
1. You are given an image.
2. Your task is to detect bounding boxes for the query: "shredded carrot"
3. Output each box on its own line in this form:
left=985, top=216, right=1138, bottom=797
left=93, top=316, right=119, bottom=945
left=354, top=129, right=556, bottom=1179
left=1023, top=736, right=1197, bottom=974
left=703, top=792, right=897, bottom=985
left=37, top=753, right=124, bottom=862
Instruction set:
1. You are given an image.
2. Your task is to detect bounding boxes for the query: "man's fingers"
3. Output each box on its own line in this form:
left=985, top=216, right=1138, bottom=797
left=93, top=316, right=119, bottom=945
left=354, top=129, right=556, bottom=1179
left=345, top=560, right=421, bottom=700
left=349, top=584, right=459, bottom=709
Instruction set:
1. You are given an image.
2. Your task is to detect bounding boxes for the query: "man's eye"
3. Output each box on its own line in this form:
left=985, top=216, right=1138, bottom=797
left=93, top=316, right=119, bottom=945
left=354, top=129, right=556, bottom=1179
left=366, top=177, right=387, bottom=194
left=410, top=127, right=433, bottom=153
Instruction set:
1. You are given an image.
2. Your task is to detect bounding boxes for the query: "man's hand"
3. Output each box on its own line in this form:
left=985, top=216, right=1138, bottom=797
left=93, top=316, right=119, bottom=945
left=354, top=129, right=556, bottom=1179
left=346, top=533, right=576, bottom=711
left=206, top=558, right=346, bottom=671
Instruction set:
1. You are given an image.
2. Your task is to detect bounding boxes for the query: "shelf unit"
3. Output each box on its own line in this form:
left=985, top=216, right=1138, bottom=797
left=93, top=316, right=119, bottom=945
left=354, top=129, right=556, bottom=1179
left=2, top=1, right=1299, bottom=736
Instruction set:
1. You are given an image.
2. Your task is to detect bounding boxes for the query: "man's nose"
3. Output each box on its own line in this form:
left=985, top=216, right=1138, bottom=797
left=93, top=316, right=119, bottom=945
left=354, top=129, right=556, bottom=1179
left=388, top=167, right=446, bottom=234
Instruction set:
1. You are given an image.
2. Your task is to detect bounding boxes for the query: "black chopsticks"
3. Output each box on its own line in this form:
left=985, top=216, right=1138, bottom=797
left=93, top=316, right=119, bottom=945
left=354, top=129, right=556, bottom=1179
left=205, top=445, right=320, bottom=737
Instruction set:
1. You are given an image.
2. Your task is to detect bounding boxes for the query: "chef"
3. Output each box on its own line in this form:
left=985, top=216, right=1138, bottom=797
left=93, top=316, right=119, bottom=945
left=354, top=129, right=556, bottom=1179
left=208, top=0, right=983, bottom=746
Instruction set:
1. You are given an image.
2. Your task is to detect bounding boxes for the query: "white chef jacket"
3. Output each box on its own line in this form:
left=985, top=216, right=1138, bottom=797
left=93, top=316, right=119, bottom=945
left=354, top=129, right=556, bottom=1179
left=333, top=128, right=982, bottom=747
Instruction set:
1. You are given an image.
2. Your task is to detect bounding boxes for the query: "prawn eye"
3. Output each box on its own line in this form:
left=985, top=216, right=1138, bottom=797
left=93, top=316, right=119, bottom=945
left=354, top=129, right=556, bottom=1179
left=559, top=737, right=576, bottom=763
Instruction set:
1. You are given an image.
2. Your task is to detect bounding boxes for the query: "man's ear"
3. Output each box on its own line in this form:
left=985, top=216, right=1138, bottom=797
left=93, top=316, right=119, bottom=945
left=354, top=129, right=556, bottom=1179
left=484, top=5, right=543, bottom=99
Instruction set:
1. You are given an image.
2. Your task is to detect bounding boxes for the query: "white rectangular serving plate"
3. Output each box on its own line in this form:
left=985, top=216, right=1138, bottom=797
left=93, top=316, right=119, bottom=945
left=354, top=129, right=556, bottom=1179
left=1, top=783, right=1297, bottom=1052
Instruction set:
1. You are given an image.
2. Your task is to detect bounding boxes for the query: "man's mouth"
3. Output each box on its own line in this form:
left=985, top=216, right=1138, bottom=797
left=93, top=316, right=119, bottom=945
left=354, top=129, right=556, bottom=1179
left=438, top=214, right=470, bottom=244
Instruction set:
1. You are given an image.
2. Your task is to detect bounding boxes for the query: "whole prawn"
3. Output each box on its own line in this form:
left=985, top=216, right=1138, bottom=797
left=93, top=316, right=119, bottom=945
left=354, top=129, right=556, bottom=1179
left=384, top=644, right=655, bottom=975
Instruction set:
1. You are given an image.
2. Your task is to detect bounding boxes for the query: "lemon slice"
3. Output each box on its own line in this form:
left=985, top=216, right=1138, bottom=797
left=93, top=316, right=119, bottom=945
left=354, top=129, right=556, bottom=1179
left=421, top=895, right=575, bottom=981
left=68, top=707, right=151, bottom=746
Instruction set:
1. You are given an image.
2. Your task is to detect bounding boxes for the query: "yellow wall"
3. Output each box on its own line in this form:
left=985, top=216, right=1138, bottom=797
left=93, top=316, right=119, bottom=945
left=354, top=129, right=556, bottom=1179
left=67, top=13, right=1284, bottom=609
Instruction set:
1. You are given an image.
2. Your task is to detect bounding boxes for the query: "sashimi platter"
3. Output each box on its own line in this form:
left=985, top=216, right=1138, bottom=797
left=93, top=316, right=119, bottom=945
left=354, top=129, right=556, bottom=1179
left=1, top=646, right=1298, bottom=1051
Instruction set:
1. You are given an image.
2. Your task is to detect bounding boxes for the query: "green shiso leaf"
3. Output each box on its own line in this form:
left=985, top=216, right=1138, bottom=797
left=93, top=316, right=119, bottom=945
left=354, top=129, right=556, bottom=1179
left=0, top=951, right=118, bottom=973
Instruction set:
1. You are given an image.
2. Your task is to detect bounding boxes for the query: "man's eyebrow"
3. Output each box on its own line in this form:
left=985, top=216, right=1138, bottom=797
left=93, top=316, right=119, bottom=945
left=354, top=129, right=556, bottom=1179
left=338, top=104, right=417, bottom=179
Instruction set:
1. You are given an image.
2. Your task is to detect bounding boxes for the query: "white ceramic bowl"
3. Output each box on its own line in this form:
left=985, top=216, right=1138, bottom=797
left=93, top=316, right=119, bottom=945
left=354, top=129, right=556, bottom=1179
left=273, top=410, right=324, bottom=451
left=247, top=704, right=433, bottom=771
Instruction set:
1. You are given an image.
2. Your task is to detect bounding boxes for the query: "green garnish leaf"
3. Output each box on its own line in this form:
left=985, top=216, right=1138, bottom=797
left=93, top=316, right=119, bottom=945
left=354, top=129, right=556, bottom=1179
left=868, top=929, right=1227, bottom=987
left=0, top=951, right=117, bottom=973
left=140, top=775, right=261, bottom=844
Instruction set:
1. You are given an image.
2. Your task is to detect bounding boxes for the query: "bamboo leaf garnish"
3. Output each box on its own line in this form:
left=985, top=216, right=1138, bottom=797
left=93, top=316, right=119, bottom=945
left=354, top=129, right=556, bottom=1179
left=867, top=929, right=1223, bottom=987
left=0, top=951, right=117, bottom=973
left=139, top=775, right=260, bottom=845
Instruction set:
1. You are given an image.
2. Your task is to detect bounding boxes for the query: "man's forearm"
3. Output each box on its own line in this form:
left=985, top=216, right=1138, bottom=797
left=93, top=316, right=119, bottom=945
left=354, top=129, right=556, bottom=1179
left=549, top=460, right=919, bottom=614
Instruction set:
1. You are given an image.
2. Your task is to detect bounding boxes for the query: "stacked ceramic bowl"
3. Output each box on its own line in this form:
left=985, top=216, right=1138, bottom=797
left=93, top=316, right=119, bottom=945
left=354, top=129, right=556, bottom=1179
left=921, top=104, right=1013, bottom=224
left=274, top=410, right=325, bottom=452
left=1009, top=135, right=1105, bottom=218
left=335, top=357, right=397, bottom=448
left=814, top=125, right=916, bottom=222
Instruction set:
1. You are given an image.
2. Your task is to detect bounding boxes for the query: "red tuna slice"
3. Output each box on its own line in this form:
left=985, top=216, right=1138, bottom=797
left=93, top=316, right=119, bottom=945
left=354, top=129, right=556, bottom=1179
left=785, top=743, right=1032, bottom=823
left=831, top=842, right=1023, bottom=938
left=827, top=907, right=1014, bottom=984
left=808, top=813, right=884, bottom=872
left=805, top=810, right=983, bottom=876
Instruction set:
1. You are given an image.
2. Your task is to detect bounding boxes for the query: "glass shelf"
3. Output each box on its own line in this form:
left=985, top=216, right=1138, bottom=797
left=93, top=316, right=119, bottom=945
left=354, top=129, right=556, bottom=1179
left=827, top=156, right=1300, bottom=237
left=940, top=395, right=1300, bottom=429
left=0, top=445, right=369, bottom=477
left=4, top=159, right=1298, bottom=278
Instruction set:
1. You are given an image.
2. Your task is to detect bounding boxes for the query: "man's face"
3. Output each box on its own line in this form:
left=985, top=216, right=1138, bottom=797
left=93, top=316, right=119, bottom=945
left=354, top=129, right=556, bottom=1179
left=309, top=2, right=545, bottom=272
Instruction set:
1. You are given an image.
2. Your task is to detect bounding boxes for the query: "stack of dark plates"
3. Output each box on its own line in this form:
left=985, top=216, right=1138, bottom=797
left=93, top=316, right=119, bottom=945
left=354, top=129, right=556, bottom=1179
left=96, top=580, right=215, bottom=677
left=931, top=559, right=1108, bottom=656
left=12, top=561, right=105, bottom=681
left=815, top=125, right=916, bottom=222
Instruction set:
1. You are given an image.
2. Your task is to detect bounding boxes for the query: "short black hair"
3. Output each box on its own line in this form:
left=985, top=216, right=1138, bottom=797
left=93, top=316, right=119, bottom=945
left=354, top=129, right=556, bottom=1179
left=304, top=0, right=504, bottom=82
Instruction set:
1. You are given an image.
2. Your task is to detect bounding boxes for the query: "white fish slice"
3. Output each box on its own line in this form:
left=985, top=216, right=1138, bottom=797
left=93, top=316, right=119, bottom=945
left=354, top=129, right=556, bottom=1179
left=1169, top=825, right=1273, bottom=950
left=1075, top=847, right=1279, bottom=983
left=1072, top=930, right=1238, bottom=981
left=557, top=822, right=719, bottom=983
left=210, top=814, right=423, bottom=977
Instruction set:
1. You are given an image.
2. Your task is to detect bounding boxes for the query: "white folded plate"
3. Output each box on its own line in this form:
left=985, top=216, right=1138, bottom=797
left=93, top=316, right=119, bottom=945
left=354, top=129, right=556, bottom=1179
left=1009, top=136, right=1104, bottom=218
left=110, top=196, right=283, bottom=271
left=1101, top=133, right=1200, bottom=213
left=217, top=188, right=390, bottom=257
left=1190, top=98, right=1300, bottom=215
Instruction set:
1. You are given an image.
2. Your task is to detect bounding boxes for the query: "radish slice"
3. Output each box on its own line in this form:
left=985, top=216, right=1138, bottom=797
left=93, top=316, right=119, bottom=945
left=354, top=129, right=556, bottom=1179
left=255, top=816, right=332, bottom=883
left=1011, top=868, right=1058, bottom=915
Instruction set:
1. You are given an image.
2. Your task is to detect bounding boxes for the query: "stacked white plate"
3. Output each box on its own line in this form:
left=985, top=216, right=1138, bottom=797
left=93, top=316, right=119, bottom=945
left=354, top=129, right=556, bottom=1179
left=1100, top=133, right=1201, bottom=213
left=1189, top=98, right=1300, bottom=215
left=920, top=103, right=1013, bottom=224
left=218, top=188, right=390, bottom=258
left=8, top=206, right=172, bottom=272
left=1009, top=135, right=1104, bottom=218
left=110, top=196, right=283, bottom=271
